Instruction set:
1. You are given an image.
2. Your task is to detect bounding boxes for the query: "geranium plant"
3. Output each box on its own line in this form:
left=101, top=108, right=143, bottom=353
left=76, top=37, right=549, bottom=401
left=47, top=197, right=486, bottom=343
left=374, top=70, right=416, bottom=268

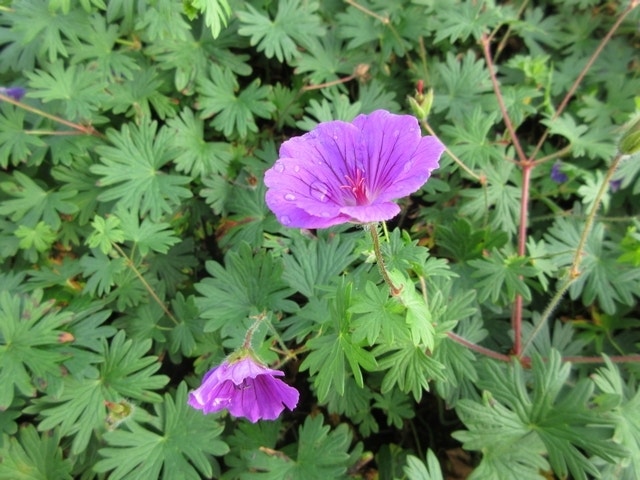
left=1, top=1, right=639, bottom=479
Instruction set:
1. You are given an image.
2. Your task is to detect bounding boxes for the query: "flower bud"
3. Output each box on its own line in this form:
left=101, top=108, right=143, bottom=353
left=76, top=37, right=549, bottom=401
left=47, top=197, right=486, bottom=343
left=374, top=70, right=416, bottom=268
left=619, top=115, right=640, bottom=155
left=408, top=85, right=434, bottom=122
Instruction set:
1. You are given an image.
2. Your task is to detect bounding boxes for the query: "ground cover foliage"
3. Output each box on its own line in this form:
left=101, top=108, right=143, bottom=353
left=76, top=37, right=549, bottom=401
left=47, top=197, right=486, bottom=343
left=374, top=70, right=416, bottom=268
left=0, top=0, right=640, bottom=478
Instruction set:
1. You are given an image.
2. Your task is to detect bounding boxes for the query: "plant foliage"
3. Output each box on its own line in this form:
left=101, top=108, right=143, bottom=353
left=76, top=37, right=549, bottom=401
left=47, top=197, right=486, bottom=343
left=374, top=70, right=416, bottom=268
left=1, top=0, right=639, bottom=478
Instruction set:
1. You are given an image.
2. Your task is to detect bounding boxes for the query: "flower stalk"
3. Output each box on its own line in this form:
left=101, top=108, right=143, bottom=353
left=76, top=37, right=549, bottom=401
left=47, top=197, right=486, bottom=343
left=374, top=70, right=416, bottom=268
left=368, top=223, right=402, bottom=296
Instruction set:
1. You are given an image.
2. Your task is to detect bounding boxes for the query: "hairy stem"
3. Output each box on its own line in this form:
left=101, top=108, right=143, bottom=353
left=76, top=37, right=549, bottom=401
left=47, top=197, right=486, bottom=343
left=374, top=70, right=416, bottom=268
left=570, top=153, right=623, bottom=276
left=0, top=92, right=104, bottom=137
left=112, top=243, right=179, bottom=326
left=511, top=163, right=533, bottom=356
left=522, top=153, right=623, bottom=355
left=528, top=1, right=638, bottom=162
left=369, top=223, right=402, bottom=295
left=481, top=33, right=528, bottom=164
left=446, top=332, right=511, bottom=362
left=423, top=120, right=482, bottom=182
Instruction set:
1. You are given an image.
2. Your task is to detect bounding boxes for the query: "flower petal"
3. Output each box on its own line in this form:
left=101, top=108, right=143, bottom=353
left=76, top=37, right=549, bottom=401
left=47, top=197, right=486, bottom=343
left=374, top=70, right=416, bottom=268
left=351, top=110, right=444, bottom=201
left=375, top=135, right=444, bottom=202
left=264, top=121, right=367, bottom=226
left=340, top=202, right=400, bottom=223
left=188, top=357, right=299, bottom=422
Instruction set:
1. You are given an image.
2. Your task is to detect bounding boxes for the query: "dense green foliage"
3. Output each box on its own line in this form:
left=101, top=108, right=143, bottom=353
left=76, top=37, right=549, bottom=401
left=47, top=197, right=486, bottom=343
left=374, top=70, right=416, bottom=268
left=1, top=0, right=639, bottom=478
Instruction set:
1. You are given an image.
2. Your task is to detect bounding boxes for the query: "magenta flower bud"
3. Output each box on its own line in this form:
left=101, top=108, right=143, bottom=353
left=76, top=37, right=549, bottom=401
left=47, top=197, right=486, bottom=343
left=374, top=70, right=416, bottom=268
left=188, top=356, right=299, bottom=422
left=264, top=109, right=444, bottom=228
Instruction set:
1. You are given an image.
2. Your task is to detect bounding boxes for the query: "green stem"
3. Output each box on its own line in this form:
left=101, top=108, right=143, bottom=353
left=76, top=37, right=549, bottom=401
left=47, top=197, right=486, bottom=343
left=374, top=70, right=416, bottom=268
left=112, top=243, right=179, bottom=326
left=570, top=153, right=623, bottom=276
left=369, top=223, right=401, bottom=295
left=0, top=92, right=104, bottom=138
left=243, top=313, right=264, bottom=349
left=522, top=152, right=623, bottom=355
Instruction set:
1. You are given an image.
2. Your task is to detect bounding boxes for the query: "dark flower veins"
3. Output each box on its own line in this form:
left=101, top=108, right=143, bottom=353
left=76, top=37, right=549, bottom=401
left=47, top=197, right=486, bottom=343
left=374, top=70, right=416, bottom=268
left=264, top=110, right=444, bottom=228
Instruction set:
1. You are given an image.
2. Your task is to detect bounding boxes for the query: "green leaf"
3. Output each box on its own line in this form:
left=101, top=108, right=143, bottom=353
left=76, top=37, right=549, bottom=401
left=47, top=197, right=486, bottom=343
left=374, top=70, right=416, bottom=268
left=116, top=208, right=180, bottom=256
left=292, top=32, right=353, bottom=85
left=282, top=232, right=357, bottom=298
left=350, top=281, right=405, bottom=345
left=197, top=64, right=275, bottom=138
left=165, top=108, right=232, bottom=177
left=300, top=282, right=377, bottom=400
left=454, top=351, right=626, bottom=480
left=388, top=271, right=436, bottom=350
left=0, top=104, right=47, bottom=169
left=26, top=331, right=168, bottom=454
left=433, top=51, right=494, bottom=122
left=468, top=249, right=537, bottom=304
left=15, top=221, right=57, bottom=258
left=103, top=66, right=177, bottom=121
left=195, top=243, right=296, bottom=342
left=541, top=113, right=616, bottom=160
left=246, top=415, right=356, bottom=480
left=185, top=0, right=231, bottom=38
left=0, top=290, right=72, bottom=409
left=91, top=120, right=192, bottom=221
left=0, top=425, right=72, bottom=480
left=459, top=161, right=521, bottom=235
left=439, top=106, right=504, bottom=170
left=437, top=218, right=508, bottom=262
left=79, top=250, right=126, bottom=297
left=87, top=215, right=125, bottom=255
left=592, top=357, right=640, bottom=478
left=295, top=91, right=361, bottom=131
left=167, top=294, right=203, bottom=357
left=0, top=171, right=78, bottom=229
left=404, top=450, right=444, bottom=480
left=433, top=1, right=503, bottom=44
left=26, top=60, right=108, bottom=121
left=0, top=1, right=86, bottom=68
left=545, top=217, right=640, bottom=314
left=375, top=340, right=445, bottom=402
left=68, top=14, right=140, bottom=81
left=372, top=389, right=415, bottom=429
left=94, top=382, right=228, bottom=480
left=237, top=0, right=325, bottom=63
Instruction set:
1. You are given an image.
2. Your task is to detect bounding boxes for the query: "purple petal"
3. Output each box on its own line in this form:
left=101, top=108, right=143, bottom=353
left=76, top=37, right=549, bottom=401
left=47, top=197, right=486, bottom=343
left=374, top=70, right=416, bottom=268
left=225, top=357, right=284, bottom=383
left=340, top=202, right=400, bottom=223
left=375, top=136, right=444, bottom=202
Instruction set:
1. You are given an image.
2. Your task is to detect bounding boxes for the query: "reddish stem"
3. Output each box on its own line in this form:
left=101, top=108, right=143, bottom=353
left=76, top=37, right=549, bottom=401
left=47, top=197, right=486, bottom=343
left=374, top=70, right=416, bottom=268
left=563, top=354, right=640, bottom=364
left=480, top=33, right=528, bottom=164
left=446, top=332, right=511, bottom=362
left=512, top=163, right=533, bottom=357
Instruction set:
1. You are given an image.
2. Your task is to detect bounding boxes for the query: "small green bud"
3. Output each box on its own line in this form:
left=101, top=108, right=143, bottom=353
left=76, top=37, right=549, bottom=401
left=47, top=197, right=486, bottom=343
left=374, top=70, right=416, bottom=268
left=619, top=115, right=640, bottom=155
left=408, top=81, right=434, bottom=122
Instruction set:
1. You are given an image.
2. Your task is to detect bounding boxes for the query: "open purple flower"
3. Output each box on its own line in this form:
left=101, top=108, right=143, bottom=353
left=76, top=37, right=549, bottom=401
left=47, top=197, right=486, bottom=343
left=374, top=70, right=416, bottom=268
left=188, top=356, right=299, bottom=423
left=264, top=110, right=444, bottom=228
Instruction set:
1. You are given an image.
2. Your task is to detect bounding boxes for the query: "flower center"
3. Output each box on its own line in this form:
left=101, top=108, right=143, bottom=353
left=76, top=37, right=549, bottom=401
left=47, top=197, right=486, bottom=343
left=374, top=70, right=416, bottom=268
left=341, top=169, right=369, bottom=205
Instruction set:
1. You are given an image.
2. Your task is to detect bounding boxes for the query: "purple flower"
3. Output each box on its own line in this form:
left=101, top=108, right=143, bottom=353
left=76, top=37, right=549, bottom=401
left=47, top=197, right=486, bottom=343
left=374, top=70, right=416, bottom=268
left=610, top=178, right=622, bottom=192
left=264, top=110, right=444, bottom=228
left=0, top=86, right=26, bottom=101
left=188, top=356, right=299, bottom=422
left=550, top=161, right=568, bottom=183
